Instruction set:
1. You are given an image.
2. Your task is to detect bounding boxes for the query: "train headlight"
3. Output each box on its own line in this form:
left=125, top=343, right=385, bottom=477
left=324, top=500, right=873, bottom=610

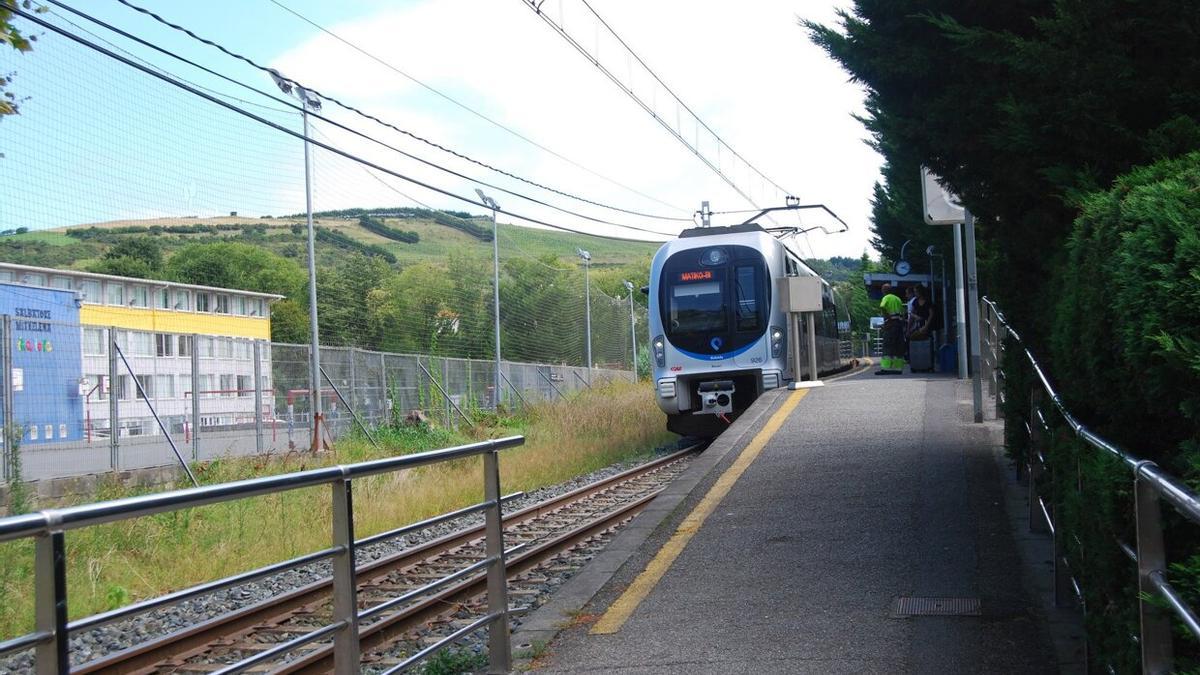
left=770, top=325, right=785, bottom=359
left=653, top=335, right=666, bottom=367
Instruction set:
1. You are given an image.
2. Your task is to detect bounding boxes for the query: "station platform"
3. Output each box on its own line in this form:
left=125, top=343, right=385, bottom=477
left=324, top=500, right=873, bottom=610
left=514, top=366, right=1074, bottom=673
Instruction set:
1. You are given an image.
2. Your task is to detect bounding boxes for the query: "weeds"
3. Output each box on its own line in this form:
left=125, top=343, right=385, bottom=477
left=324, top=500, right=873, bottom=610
left=0, top=382, right=671, bottom=638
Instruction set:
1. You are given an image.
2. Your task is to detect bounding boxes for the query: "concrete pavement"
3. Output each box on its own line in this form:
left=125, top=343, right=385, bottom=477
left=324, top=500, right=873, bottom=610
left=520, top=369, right=1062, bottom=673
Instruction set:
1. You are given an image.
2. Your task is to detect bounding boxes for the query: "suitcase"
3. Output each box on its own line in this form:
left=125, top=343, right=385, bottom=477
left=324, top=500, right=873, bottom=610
left=909, top=338, right=934, bottom=372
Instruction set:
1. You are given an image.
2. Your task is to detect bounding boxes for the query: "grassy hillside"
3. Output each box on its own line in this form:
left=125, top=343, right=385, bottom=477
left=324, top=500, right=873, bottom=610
left=0, top=214, right=659, bottom=272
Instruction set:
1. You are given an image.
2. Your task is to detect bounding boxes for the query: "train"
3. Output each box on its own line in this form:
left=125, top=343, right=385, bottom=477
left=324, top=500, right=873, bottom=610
left=647, top=222, right=845, bottom=437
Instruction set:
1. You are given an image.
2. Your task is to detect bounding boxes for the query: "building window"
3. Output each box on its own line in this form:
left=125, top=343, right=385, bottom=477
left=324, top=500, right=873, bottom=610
left=215, top=295, right=230, bottom=314
left=215, top=338, right=233, bottom=359
left=115, top=375, right=131, bottom=401
left=79, top=280, right=101, bottom=302
left=127, top=331, right=153, bottom=356
left=234, top=341, right=251, bottom=360
left=51, top=276, right=72, bottom=290
left=173, top=289, right=190, bottom=311
left=234, top=296, right=246, bottom=315
left=29, top=425, right=37, bottom=440
left=220, top=374, right=236, bottom=398
left=89, top=374, right=107, bottom=400
left=196, top=292, right=210, bottom=312
left=44, top=424, right=52, bottom=440
left=21, top=273, right=46, bottom=286
left=158, top=288, right=170, bottom=309
left=156, top=333, right=174, bottom=357
left=82, top=328, right=105, bottom=356
left=180, top=374, right=192, bottom=399
left=155, top=374, right=174, bottom=399
left=0, top=270, right=12, bottom=282
left=237, top=375, right=252, bottom=397
left=178, top=334, right=193, bottom=357
left=129, top=286, right=148, bottom=307
left=135, top=374, right=153, bottom=399
left=105, top=283, right=125, bottom=306
left=59, top=424, right=67, bottom=439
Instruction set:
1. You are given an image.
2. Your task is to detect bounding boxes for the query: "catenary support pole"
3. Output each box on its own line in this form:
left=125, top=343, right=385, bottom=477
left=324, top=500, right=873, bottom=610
left=953, top=223, right=968, bottom=379
left=302, top=105, right=323, bottom=452
left=964, top=210, right=984, bottom=423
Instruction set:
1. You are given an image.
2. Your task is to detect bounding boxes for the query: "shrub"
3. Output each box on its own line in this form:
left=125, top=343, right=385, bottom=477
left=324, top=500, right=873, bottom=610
left=357, top=215, right=419, bottom=244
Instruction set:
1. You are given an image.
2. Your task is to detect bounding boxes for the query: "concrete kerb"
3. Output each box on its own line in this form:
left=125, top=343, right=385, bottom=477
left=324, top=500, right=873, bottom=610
left=510, top=387, right=790, bottom=664
left=958, top=379, right=1087, bottom=673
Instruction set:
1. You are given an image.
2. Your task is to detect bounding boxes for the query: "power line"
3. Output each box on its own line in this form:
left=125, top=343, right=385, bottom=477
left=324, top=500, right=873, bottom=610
left=45, top=0, right=682, bottom=238
left=111, top=0, right=693, bottom=225
left=518, top=0, right=793, bottom=213
left=5, top=2, right=670, bottom=245
left=264, top=0, right=690, bottom=216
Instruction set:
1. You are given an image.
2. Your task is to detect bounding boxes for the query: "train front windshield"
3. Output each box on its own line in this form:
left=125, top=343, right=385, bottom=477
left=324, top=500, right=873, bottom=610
left=661, top=246, right=768, bottom=358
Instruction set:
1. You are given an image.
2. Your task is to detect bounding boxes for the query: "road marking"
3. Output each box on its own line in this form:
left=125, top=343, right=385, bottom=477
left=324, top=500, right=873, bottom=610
left=590, top=389, right=810, bottom=634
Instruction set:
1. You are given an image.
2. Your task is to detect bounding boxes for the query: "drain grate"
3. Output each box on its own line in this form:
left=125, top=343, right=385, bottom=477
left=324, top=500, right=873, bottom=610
left=891, top=596, right=981, bottom=617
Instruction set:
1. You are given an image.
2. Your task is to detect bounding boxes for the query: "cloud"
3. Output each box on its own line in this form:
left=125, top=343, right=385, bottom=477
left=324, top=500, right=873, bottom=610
left=268, top=0, right=881, bottom=255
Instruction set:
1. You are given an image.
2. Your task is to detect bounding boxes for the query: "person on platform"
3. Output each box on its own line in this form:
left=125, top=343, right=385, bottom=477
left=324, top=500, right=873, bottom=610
left=909, top=285, right=935, bottom=341
left=877, top=283, right=906, bottom=375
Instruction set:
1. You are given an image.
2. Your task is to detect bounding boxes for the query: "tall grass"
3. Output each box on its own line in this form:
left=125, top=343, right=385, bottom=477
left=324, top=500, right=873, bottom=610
left=0, top=382, right=671, bottom=638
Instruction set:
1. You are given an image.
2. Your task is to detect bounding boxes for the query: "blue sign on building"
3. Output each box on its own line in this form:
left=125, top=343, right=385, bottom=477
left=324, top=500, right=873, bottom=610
left=0, top=283, right=84, bottom=444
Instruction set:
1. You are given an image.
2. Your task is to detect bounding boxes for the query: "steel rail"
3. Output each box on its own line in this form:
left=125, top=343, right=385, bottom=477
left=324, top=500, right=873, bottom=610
left=70, top=446, right=698, bottom=673
left=283, top=488, right=662, bottom=674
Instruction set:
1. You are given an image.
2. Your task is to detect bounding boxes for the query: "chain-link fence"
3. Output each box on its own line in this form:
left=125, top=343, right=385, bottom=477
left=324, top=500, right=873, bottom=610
left=0, top=315, right=630, bottom=483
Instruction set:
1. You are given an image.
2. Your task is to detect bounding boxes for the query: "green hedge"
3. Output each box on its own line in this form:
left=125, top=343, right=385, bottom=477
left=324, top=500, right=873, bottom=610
left=356, top=215, right=419, bottom=244
left=1024, top=150, right=1200, bottom=669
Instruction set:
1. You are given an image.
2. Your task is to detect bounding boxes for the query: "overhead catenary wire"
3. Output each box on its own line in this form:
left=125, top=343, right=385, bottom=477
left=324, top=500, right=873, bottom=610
left=263, top=0, right=690, bottom=216
left=46, top=0, right=683, bottom=238
left=9, top=4, right=670, bottom=244
left=110, top=0, right=693, bottom=225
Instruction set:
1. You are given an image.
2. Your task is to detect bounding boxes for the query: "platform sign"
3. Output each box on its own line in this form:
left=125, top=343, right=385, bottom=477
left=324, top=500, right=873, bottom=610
left=921, top=167, right=965, bottom=225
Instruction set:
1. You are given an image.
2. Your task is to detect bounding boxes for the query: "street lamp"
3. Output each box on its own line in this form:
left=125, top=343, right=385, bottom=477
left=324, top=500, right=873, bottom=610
left=272, top=70, right=324, bottom=451
left=623, top=280, right=637, bottom=382
left=577, top=248, right=592, bottom=382
left=475, top=188, right=502, bottom=409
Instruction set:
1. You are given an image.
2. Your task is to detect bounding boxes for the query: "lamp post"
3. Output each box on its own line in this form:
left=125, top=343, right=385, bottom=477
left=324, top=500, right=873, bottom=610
left=577, top=248, right=592, bottom=383
left=623, top=280, right=637, bottom=382
left=272, top=71, right=324, bottom=451
left=475, top=189, right=502, bottom=409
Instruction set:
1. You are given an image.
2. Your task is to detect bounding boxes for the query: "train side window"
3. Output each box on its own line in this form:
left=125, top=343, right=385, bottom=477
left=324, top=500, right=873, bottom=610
left=785, top=258, right=799, bottom=277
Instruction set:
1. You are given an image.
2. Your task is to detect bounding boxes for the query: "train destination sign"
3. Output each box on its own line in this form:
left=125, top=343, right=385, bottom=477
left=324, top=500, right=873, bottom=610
left=679, top=270, right=714, bottom=282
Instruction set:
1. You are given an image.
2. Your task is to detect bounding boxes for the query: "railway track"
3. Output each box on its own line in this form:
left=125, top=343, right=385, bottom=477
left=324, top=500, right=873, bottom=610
left=75, top=446, right=698, bottom=673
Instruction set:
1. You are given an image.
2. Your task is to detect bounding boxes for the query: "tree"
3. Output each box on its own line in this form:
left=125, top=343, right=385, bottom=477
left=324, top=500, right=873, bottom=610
left=1, top=3, right=39, bottom=119
left=89, top=237, right=164, bottom=278
left=165, top=242, right=306, bottom=298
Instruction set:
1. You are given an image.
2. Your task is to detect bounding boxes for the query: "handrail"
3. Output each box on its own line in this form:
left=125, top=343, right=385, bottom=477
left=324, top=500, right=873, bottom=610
left=980, top=296, right=1198, bottom=672
left=0, top=435, right=524, bottom=673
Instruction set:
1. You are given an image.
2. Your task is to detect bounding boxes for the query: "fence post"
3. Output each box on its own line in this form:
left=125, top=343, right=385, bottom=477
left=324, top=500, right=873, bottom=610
left=484, top=449, right=511, bottom=672
left=994, top=321, right=1006, bottom=420
left=1, top=315, right=11, bottom=483
left=1135, top=468, right=1173, bottom=673
left=108, top=327, right=119, bottom=472
left=1028, top=389, right=1047, bottom=533
left=442, top=358, right=451, bottom=428
left=331, top=477, right=360, bottom=674
left=253, top=340, right=264, bottom=456
left=191, top=334, right=200, bottom=462
left=348, top=347, right=357, bottom=419
left=34, top=530, right=68, bottom=674
left=379, top=352, right=388, bottom=427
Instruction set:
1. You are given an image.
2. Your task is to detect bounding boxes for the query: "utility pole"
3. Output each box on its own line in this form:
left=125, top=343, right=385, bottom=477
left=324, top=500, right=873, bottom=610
left=953, top=222, right=968, bottom=380
left=272, top=73, right=325, bottom=452
left=964, top=210, right=984, bottom=423
left=628, top=279, right=638, bottom=381
left=476, top=189, right=502, bottom=409
left=577, top=248, right=592, bottom=383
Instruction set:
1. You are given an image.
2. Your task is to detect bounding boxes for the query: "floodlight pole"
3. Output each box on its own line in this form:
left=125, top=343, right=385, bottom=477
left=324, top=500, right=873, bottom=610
left=578, top=249, right=592, bottom=383
left=624, top=280, right=637, bottom=381
left=477, top=189, right=502, bottom=409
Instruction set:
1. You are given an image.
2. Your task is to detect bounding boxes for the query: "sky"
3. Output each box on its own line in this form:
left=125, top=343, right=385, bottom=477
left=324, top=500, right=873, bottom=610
left=0, top=0, right=882, bottom=259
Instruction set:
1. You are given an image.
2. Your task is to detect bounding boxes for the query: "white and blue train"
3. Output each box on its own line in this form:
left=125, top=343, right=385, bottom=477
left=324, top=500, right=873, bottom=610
left=648, top=223, right=845, bottom=437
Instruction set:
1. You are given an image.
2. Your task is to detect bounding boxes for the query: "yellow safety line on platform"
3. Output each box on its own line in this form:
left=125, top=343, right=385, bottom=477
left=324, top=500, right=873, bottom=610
left=590, top=389, right=810, bottom=635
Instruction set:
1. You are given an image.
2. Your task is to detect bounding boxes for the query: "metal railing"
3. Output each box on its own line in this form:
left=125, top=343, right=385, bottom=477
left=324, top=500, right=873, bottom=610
left=980, top=297, right=1200, bottom=673
left=0, top=435, right=525, bottom=674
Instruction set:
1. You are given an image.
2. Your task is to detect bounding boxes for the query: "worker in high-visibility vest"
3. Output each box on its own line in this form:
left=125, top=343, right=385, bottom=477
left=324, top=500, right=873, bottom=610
left=877, top=283, right=906, bottom=375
